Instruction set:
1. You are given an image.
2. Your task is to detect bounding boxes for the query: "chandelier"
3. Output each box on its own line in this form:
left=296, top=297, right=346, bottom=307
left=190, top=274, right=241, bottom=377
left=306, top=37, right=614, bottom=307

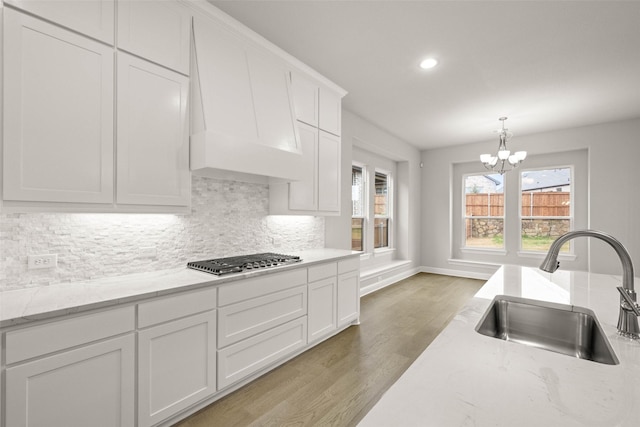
left=480, top=117, right=526, bottom=175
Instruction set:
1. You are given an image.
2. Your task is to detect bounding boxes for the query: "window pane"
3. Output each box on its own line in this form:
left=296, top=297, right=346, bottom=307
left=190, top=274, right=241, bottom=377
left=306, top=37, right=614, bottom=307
left=351, top=218, right=364, bottom=251
left=374, top=218, right=388, bottom=248
left=464, top=174, right=504, bottom=249
left=374, top=172, right=388, bottom=217
left=352, top=166, right=364, bottom=217
left=521, top=168, right=571, bottom=252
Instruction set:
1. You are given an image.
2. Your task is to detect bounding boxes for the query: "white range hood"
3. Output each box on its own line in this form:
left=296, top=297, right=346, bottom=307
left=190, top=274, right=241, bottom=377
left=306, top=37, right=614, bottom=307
left=190, top=16, right=306, bottom=183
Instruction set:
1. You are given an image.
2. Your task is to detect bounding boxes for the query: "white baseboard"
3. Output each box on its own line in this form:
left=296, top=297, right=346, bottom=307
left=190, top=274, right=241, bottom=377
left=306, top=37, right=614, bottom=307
left=360, top=266, right=421, bottom=296
left=419, top=266, right=495, bottom=281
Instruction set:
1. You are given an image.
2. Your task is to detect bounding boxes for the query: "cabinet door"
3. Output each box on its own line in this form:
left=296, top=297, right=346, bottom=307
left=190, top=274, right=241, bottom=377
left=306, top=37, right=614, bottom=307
left=3, top=9, right=114, bottom=204
left=117, top=53, right=190, bottom=206
left=338, top=271, right=360, bottom=327
left=319, top=86, right=342, bottom=136
left=308, top=277, right=337, bottom=342
left=289, top=122, right=318, bottom=210
left=291, top=72, right=319, bottom=127
left=5, top=0, right=114, bottom=44
left=5, top=334, right=135, bottom=427
left=118, top=0, right=190, bottom=74
left=138, top=311, right=217, bottom=427
left=318, top=131, right=341, bottom=212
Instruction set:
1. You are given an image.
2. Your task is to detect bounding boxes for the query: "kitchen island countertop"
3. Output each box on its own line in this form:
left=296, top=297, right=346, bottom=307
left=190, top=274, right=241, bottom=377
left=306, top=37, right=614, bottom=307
left=0, top=248, right=358, bottom=328
left=359, top=265, right=640, bottom=427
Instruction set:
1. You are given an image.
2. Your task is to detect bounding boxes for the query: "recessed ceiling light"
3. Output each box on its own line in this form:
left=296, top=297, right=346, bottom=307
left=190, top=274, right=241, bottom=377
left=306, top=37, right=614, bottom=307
left=419, top=58, right=438, bottom=69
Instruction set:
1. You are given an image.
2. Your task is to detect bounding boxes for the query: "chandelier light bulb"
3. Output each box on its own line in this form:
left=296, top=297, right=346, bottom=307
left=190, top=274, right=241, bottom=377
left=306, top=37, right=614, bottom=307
left=514, top=151, right=527, bottom=161
left=498, top=150, right=510, bottom=160
left=480, top=154, right=492, bottom=163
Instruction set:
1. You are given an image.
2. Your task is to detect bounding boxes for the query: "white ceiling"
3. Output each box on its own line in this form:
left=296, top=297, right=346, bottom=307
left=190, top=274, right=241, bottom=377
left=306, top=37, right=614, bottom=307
left=208, top=1, right=640, bottom=150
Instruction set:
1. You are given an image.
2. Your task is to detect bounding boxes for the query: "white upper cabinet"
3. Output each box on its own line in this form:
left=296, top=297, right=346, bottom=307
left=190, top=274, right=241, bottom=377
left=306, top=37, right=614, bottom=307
left=292, top=72, right=341, bottom=136
left=3, top=9, right=114, bottom=204
left=291, top=72, right=319, bottom=128
left=270, top=73, right=344, bottom=215
left=117, top=0, right=191, bottom=74
left=5, top=0, right=115, bottom=44
left=318, top=131, right=341, bottom=212
left=319, top=86, right=342, bottom=136
left=288, top=122, right=318, bottom=211
left=117, top=53, right=190, bottom=206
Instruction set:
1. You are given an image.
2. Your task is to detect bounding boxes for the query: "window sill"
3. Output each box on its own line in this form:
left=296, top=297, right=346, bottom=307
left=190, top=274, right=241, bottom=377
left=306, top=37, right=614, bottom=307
left=517, top=251, right=577, bottom=261
left=373, top=247, right=395, bottom=256
left=460, top=247, right=508, bottom=256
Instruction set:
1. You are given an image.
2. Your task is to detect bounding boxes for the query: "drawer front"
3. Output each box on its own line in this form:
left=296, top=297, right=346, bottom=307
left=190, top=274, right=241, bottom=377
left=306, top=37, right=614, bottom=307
left=338, top=256, right=359, bottom=275
left=218, top=268, right=307, bottom=306
left=138, top=287, right=217, bottom=328
left=6, top=306, right=135, bottom=364
left=217, top=317, right=307, bottom=389
left=308, top=262, right=337, bottom=282
left=218, top=285, right=307, bottom=348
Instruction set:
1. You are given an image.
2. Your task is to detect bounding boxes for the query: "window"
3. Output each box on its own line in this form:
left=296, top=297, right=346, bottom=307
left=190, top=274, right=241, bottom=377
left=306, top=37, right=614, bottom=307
left=463, top=174, right=504, bottom=249
left=351, top=165, right=365, bottom=251
left=374, top=171, right=390, bottom=249
left=520, top=167, right=572, bottom=252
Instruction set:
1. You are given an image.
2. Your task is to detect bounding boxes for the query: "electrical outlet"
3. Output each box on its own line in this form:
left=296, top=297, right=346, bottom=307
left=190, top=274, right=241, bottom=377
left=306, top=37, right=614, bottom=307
left=139, top=246, right=157, bottom=258
left=28, top=254, right=58, bottom=270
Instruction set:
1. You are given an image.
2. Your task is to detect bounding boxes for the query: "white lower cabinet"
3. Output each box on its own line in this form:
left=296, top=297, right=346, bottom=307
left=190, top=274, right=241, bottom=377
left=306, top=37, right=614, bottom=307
left=217, top=316, right=308, bottom=389
left=5, top=334, right=135, bottom=427
left=137, top=286, right=217, bottom=427
left=308, top=276, right=337, bottom=342
left=338, top=258, right=361, bottom=327
left=0, top=258, right=360, bottom=427
left=138, top=311, right=217, bottom=427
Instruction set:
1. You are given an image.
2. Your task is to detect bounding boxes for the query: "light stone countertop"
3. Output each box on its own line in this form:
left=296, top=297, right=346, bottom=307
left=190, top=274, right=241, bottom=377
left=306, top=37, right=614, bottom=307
left=0, top=248, right=358, bottom=328
left=359, top=265, right=640, bottom=427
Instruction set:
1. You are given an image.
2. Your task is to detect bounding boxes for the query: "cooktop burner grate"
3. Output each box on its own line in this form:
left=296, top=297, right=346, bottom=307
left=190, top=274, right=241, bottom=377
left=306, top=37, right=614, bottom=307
left=187, top=253, right=302, bottom=275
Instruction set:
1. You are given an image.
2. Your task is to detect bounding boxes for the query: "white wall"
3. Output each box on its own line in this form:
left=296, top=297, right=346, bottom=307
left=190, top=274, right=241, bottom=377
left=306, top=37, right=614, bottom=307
left=421, top=118, right=640, bottom=277
left=325, top=110, right=422, bottom=282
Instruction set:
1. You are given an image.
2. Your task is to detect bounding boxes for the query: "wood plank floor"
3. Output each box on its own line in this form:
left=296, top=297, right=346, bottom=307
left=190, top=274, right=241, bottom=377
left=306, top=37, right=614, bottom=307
left=175, top=273, right=484, bottom=427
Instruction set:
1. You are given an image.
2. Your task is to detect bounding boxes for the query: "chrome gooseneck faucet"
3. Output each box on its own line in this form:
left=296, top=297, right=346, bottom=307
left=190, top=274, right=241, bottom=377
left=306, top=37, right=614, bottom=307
left=540, top=229, right=640, bottom=339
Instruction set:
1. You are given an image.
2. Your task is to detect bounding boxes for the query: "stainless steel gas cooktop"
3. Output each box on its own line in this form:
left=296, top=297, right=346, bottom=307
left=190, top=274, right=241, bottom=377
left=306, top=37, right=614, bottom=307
left=187, top=253, right=301, bottom=275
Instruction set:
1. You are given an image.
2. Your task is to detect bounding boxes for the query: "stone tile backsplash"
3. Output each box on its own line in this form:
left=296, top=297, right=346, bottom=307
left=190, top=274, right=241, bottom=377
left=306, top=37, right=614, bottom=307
left=0, top=176, right=324, bottom=291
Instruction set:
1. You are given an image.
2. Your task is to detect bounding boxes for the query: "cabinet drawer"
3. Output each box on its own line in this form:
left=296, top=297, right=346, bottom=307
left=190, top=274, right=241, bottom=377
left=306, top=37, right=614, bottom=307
left=138, top=287, right=217, bottom=328
left=217, top=317, right=307, bottom=389
left=338, top=256, right=359, bottom=275
left=5, top=306, right=135, bottom=365
left=218, top=285, right=307, bottom=348
left=308, top=262, right=337, bottom=282
left=218, top=268, right=307, bottom=306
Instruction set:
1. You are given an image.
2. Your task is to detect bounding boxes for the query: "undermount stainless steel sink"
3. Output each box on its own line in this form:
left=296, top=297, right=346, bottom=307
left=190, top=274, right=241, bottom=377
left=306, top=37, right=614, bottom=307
left=476, top=295, right=619, bottom=365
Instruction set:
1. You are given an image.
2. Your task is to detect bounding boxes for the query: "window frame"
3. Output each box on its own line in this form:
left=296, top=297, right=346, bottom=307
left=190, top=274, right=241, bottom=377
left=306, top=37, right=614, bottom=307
left=461, top=172, right=506, bottom=252
left=351, top=163, right=366, bottom=252
left=373, top=169, right=392, bottom=251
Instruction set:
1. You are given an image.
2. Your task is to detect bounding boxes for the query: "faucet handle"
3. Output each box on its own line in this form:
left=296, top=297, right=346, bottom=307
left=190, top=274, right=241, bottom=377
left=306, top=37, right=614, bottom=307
left=616, top=287, right=640, bottom=316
